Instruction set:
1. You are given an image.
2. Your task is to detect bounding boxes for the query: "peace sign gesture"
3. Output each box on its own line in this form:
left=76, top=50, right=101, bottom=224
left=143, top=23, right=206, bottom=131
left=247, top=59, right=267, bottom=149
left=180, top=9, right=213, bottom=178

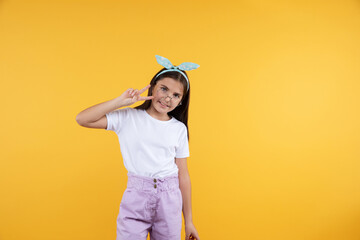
left=119, top=84, right=154, bottom=107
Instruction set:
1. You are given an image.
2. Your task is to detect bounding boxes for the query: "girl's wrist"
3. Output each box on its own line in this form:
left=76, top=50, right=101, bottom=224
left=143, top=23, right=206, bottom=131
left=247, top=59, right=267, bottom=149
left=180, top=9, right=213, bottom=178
left=113, top=96, right=126, bottom=108
left=185, top=219, right=194, bottom=226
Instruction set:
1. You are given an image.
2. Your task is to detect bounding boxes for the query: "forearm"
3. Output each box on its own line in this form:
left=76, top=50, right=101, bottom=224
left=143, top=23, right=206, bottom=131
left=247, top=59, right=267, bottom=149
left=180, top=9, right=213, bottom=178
left=76, top=96, right=125, bottom=124
left=178, top=170, right=193, bottom=224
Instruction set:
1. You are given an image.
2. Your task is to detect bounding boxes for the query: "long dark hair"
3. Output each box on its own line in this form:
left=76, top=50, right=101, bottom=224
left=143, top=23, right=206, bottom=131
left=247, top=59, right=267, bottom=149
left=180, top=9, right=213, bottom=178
left=135, top=67, right=190, bottom=140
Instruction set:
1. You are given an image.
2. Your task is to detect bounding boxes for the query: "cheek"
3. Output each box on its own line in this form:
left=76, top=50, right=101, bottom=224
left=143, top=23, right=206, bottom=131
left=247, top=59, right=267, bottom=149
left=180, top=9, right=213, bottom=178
left=153, top=94, right=161, bottom=101
left=152, top=90, right=161, bottom=98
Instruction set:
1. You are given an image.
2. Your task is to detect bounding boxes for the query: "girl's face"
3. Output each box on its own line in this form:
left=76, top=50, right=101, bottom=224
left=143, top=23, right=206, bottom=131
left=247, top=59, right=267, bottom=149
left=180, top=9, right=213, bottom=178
left=150, top=77, right=184, bottom=115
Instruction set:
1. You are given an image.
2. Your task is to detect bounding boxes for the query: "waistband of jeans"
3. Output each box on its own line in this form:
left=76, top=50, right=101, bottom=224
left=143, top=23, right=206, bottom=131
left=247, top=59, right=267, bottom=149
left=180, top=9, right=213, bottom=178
left=126, top=172, right=179, bottom=191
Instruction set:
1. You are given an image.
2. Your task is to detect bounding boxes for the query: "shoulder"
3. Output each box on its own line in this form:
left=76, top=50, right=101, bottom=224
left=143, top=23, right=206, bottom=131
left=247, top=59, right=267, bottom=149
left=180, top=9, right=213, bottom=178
left=107, top=107, right=139, bottom=119
left=110, top=106, right=132, bottom=113
left=116, top=107, right=138, bottom=114
left=170, top=118, right=188, bottom=132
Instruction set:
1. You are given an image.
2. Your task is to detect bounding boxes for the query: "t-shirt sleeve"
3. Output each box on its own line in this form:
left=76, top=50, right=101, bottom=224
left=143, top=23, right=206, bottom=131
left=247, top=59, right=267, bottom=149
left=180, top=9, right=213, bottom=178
left=176, top=124, right=190, bottom=158
left=105, top=107, right=130, bottom=133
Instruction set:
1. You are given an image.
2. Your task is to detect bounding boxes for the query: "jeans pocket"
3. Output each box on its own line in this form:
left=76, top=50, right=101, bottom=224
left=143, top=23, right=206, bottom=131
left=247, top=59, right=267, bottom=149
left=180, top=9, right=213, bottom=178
left=120, top=188, right=131, bottom=206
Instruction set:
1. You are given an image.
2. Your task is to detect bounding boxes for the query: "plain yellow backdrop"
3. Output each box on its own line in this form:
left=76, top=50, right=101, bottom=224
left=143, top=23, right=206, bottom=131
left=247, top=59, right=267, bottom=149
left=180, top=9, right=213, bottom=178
left=1, top=0, right=360, bottom=239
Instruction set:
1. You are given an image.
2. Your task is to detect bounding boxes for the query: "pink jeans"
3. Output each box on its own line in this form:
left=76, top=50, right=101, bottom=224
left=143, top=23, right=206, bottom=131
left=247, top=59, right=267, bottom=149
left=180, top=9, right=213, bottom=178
left=116, top=172, right=183, bottom=240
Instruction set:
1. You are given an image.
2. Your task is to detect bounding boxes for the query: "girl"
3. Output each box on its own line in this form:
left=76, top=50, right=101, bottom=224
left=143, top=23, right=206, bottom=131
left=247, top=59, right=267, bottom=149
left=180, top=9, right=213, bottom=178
left=76, top=55, right=200, bottom=240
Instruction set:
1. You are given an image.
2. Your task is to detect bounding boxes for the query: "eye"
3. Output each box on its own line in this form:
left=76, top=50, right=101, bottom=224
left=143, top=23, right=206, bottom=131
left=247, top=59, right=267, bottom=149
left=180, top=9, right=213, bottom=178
left=160, top=87, right=167, bottom=91
left=174, top=94, right=180, bottom=98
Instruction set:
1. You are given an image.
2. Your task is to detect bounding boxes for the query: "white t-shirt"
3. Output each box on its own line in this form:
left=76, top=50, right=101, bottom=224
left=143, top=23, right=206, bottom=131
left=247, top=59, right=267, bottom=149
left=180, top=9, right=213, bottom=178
left=105, top=107, right=189, bottom=178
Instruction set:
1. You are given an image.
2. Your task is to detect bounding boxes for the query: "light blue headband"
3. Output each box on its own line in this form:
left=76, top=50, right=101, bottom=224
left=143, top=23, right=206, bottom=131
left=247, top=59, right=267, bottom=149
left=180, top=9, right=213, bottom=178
left=155, top=55, right=200, bottom=91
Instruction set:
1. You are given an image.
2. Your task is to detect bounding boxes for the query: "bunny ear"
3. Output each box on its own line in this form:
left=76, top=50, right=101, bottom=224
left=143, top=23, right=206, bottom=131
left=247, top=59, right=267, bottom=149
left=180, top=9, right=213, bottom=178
left=177, top=62, right=200, bottom=71
left=155, top=55, right=174, bottom=69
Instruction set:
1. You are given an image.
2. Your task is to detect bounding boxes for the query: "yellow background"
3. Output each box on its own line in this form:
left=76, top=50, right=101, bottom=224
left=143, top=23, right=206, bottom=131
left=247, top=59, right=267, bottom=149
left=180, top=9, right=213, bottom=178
left=1, top=0, right=360, bottom=239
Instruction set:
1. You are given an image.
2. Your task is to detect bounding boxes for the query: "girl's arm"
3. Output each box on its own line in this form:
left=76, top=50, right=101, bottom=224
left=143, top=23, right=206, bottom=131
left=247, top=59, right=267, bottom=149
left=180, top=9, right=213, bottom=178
left=76, top=96, right=125, bottom=128
left=175, top=157, right=200, bottom=240
left=76, top=85, right=153, bottom=128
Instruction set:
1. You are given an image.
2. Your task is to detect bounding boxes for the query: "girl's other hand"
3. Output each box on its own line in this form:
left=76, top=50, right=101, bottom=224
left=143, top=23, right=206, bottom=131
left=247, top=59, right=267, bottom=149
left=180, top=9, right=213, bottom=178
left=118, top=84, right=154, bottom=107
left=185, top=222, right=200, bottom=240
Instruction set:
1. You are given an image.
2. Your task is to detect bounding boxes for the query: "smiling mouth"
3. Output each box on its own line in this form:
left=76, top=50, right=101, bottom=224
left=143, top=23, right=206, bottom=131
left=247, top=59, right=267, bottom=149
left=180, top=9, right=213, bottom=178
left=158, top=101, right=169, bottom=107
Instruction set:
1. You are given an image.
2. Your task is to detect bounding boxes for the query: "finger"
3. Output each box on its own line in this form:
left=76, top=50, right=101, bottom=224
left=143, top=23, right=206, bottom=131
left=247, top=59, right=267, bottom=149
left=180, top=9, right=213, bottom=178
left=138, top=84, right=151, bottom=94
left=139, top=96, right=154, bottom=101
left=192, top=233, right=200, bottom=240
left=131, top=89, right=138, bottom=97
left=132, top=95, right=137, bottom=103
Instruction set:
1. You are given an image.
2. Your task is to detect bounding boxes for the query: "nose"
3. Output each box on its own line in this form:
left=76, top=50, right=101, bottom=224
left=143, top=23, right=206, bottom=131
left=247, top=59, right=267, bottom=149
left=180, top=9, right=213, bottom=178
left=164, top=96, right=171, bottom=101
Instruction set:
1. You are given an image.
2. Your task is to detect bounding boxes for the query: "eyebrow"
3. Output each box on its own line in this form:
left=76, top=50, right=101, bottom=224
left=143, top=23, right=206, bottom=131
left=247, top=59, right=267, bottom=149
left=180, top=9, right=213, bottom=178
left=160, top=84, right=182, bottom=96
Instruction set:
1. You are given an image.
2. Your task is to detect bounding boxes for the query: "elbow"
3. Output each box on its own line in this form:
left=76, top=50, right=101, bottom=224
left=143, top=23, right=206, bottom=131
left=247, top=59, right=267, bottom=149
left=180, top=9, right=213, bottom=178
left=75, top=114, right=85, bottom=126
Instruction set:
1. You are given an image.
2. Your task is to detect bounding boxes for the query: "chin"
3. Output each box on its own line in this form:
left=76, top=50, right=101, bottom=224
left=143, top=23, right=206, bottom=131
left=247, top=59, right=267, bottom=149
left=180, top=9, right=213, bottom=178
left=156, top=106, right=172, bottom=113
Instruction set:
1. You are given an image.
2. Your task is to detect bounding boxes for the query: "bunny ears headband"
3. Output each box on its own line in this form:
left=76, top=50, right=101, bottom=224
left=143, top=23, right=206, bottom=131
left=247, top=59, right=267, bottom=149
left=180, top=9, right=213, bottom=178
left=155, top=55, right=200, bottom=91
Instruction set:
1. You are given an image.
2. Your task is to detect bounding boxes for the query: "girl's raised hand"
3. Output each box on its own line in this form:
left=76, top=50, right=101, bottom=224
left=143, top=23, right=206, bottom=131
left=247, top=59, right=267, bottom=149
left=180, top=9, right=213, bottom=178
left=119, top=84, right=154, bottom=107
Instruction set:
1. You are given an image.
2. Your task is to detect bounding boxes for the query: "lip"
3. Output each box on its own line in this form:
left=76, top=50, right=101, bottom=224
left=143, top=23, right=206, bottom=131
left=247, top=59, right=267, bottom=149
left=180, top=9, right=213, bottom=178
left=158, top=101, right=169, bottom=108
